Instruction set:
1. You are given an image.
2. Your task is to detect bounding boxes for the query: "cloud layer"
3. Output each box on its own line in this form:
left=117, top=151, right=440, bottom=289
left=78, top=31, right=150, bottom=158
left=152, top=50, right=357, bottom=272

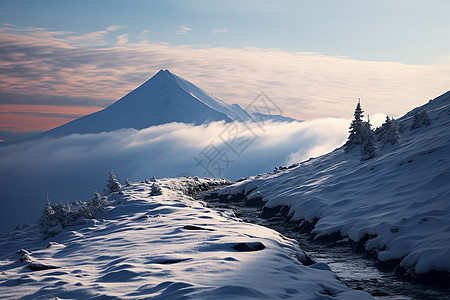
left=0, top=119, right=349, bottom=234
left=1, top=25, right=449, bottom=131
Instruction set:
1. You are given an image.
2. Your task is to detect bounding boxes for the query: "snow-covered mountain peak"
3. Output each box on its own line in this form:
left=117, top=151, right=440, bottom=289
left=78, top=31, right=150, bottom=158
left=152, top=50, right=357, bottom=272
left=40, top=70, right=296, bottom=138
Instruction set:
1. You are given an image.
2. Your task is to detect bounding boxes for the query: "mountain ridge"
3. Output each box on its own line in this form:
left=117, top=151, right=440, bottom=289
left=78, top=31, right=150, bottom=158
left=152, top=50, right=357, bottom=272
left=217, top=89, right=450, bottom=286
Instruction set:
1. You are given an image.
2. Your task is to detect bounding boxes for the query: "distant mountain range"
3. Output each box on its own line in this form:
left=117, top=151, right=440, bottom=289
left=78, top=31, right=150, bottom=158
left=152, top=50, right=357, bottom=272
left=43, top=69, right=296, bottom=137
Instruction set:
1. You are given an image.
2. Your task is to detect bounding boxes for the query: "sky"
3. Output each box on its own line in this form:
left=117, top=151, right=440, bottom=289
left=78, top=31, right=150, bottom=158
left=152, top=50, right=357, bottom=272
left=0, top=0, right=449, bottom=232
left=0, top=0, right=450, bottom=142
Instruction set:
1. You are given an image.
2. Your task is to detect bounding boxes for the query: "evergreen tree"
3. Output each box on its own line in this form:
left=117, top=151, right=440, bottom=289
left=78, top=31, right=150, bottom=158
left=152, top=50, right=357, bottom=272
left=375, top=116, right=400, bottom=146
left=386, top=119, right=400, bottom=145
left=104, top=169, right=122, bottom=194
left=39, top=194, right=55, bottom=228
left=411, top=109, right=431, bottom=130
left=360, top=121, right=376, bottom=160
left=345, top=99, right=365, bottom=151
left=125, top=177, right=132, bottom=186
left=52, top=201, right=74, bottom=228
left=89, top=190, right=106, bottom=213
left=43, top=194, right=54, bottom=216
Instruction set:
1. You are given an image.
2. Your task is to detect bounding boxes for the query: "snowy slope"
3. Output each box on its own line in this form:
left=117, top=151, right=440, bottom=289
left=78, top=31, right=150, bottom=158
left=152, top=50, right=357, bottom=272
left=218, top=91, right=450, bottom=283
left=0, top=177, right=371, bottom=299
left=43, top=70, right=296, bottom=137
left=166, top=71, right=295, bottom=123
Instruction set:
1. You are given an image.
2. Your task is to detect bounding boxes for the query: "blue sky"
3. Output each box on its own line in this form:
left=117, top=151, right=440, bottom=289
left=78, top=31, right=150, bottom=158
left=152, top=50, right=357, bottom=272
left=1, top=0, right=449, bottom=64
left=0, top=0, right=449, bottom=140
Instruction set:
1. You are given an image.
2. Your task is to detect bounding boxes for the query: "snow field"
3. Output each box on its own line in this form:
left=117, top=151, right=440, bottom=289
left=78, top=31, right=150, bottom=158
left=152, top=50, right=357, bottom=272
left=0, top=177, right=372, bottom=299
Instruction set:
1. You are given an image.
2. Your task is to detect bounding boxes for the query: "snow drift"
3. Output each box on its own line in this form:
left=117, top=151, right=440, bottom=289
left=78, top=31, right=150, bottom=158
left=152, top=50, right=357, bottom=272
left=0, top=177, right=372, bottom=299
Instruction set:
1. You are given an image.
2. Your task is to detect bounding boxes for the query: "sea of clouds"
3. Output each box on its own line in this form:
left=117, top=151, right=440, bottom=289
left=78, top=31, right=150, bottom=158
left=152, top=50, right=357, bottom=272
left=0, top=118, right=370, bottom=234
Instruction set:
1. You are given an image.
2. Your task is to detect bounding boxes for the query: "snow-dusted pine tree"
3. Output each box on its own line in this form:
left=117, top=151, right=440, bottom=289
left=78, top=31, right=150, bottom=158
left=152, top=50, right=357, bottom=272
left=125, top=177, right=132, bottom=186
left=89, top=190, right=106, bottom=213
left=104, top=169, right=121, bottom=194
left=411, top=109, right=431, bottom=130
left=360, top=121, right=376, bottom=160
left=43, top=194, right=53, bottom=216
left=39, top=194, right=55, bottom=228
left=54, top=201, right=71, bottom=225
left=345, top=99, right=365, bottom=152
left=38, top=195, right=64, bottom=238
left=150, top=182, right=162, bottom=196
left=375, top=116, right=400, bottom=146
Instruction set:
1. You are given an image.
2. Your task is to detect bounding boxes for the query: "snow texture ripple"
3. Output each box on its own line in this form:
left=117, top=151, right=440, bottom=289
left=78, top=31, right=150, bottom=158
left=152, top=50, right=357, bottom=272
left=0, top=177, right=372, bottom=299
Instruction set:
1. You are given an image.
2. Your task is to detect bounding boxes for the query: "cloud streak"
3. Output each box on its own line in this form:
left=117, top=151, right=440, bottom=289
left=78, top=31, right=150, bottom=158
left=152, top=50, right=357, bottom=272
left=0, top=25, right=449, bottom=132
left=116, top=33, right=128, bottom=45
left=176, top=25, right=193, bottom=35
left=212, top=29, right=228, bottom=34
left=0, top=119, right=349, bottom=234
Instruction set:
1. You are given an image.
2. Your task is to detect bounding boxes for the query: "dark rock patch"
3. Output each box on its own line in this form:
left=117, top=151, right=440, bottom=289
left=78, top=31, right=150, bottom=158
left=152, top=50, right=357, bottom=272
left=17, top=249, right=32, bottom=263
left=204, top=192, right=219, bottom=200
left=233, top=242, right=265, bottom=252
left=292, top=218, right=319, bottom=234
left=260, top=205, right=290, bottom=219
left=312, top=231, right=343, bottom=244
left=375, top=258, right=402, bottom=272
left=29, top=262, right=60, bottom=271
left=349, top=233, right=377, bottom=252
left=220, top=192, right=245, bottom=203
left=244, top=196, right=265, bottom=208
left=183, top=225, right=214, bottom=231
left=158, top=258, right=192, bottom=264
left=396, top=267, right=450, bottom=288
left=371, top=289, right=389, bottom=296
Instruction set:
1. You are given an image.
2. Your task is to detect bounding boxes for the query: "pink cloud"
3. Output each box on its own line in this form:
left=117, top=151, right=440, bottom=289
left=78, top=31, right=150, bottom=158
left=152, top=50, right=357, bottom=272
left=0, top=113, right=73, bottom=132
left=0, top=25, right=449, bottom=129
left=0, top=105, right=102, bottom=131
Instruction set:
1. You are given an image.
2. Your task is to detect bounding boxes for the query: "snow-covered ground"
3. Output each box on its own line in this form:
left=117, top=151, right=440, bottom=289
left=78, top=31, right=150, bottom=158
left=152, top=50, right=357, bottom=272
left=0, top=177, right=372, bottom=299
left=218, top=91, right=450, bottom=282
